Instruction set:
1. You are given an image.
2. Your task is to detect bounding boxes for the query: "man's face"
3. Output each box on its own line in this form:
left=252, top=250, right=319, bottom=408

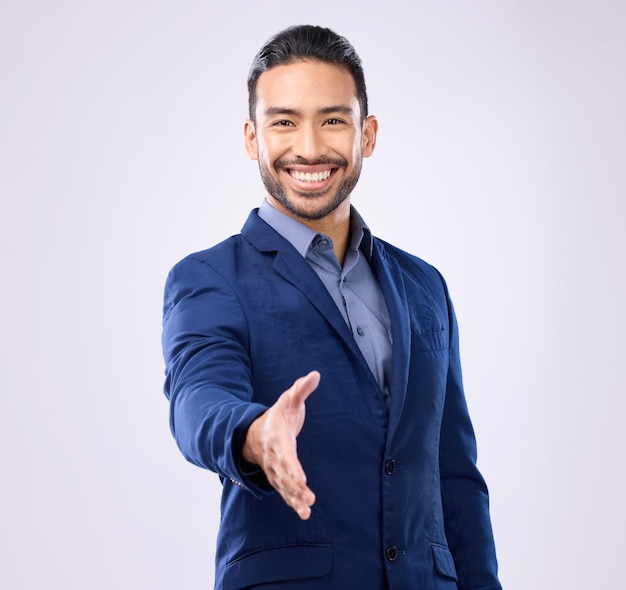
left=244, top=60, right=377, bottom=222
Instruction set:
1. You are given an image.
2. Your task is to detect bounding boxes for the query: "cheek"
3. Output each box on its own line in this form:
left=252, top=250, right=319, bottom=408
left=350, top=142, right=363, bottom=165
left=256, top=143, right=274, bottom=168
left=259, top=137, right=285, bottom=165
left=337, top=133, right=361, bottom=163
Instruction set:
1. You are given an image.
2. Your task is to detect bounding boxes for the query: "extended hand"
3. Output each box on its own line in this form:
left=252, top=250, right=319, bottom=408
left=242, top=371, right=320, bottom=520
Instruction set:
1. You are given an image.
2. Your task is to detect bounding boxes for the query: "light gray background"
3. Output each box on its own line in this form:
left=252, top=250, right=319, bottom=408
left=2, top=1, right=624, bottom=588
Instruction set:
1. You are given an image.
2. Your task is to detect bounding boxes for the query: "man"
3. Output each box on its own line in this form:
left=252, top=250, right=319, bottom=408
left=162, top=24, right=501, bottom=590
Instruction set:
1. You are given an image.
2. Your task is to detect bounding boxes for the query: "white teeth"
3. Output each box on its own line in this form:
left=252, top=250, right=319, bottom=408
left=290, top=169, right=332, bottom=182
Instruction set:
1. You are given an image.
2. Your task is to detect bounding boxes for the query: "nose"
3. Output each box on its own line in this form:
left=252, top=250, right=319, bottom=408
left=292, top=123, right=326, bottom=161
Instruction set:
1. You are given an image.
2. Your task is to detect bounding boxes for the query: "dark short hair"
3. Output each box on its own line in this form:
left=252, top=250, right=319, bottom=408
left=247, top=25, right=368, bottom=123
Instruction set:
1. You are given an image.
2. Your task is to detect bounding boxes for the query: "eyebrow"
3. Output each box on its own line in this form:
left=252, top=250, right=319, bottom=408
left=264, top=105, right=355, bottom=117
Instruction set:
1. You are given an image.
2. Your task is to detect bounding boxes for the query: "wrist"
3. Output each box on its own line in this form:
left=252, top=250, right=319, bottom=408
left=241, top=412, right=264, bottom=465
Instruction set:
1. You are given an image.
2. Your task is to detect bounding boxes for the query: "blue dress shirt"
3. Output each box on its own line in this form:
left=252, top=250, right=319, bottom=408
left=258, top=199, right=392, bottom=405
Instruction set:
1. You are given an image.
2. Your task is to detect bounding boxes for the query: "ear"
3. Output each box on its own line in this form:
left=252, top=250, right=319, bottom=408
left=244, top=119, right=258, bottom=160
left=361, top=115, right=378, bottom=158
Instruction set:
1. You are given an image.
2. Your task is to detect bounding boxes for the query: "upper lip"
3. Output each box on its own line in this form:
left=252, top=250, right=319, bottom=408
left=283, top=164, right=336, bottom=173
left=275, top=156, right=347, bottom=173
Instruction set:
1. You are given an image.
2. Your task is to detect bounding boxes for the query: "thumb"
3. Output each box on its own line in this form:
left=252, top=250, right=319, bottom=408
left=287, top=370, right=321, bottom=409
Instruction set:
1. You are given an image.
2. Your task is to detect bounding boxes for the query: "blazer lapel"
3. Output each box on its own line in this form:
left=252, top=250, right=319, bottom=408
left=241, top=211, right=376, bottom=386
left=371, top=240, right=411, bottom=444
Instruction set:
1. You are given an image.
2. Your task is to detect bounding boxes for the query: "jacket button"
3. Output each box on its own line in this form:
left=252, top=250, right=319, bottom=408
left=385, top=459, right=396, bottom=475
left=386, top=545, right=398, bottom=562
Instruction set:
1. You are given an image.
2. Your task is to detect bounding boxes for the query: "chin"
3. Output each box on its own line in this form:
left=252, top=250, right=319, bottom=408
left=284, top=193, right=348, bottom=221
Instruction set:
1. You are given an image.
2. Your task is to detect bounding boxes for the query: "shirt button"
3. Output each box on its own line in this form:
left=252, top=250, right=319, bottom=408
left=386, top=545, right=398, bottom=562
left=356, top=326, right=365, bottom=336
left=385, top=459, right=396, bottom=475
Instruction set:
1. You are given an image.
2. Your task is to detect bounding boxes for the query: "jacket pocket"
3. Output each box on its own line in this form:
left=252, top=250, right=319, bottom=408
left=411, top=328, right=448, bottom=353
left=223, top=544, right=332, bottom=590
left=431, top=544, right=458, bottom=581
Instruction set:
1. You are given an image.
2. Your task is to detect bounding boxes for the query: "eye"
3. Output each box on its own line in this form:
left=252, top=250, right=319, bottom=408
left=324, top=118, right=344, bottom=125
left=272, top=120, right=294, bottom=127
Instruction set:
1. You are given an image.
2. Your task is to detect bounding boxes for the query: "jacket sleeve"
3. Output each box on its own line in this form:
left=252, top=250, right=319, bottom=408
left=438, top=279, right=502, bottom=590
left=161, top=255, right=271, bottom=496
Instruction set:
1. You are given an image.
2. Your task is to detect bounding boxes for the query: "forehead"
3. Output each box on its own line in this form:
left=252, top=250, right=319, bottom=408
left=255, top=60, right=359, bottom=115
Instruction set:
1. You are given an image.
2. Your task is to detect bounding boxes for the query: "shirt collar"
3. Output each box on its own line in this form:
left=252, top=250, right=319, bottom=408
left=349, top=207, right=374, bottom=260
left=258, top=198, right=374, bottom=260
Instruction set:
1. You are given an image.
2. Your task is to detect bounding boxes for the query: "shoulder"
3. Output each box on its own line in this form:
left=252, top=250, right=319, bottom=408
left=169, top=234, right=247, bottom=277
left=168, top=208, right=285, bottom=278
left=374, top=237, right=446, bottom=287
left=163, top=234, right=251, bottom=316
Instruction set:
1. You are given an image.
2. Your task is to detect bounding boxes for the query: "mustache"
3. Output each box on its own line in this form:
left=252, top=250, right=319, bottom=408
left=274, top=156, right=348, bottom=170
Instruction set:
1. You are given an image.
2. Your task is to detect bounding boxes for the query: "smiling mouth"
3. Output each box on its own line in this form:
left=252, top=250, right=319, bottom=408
left=288, top=169, right=334, bottom=183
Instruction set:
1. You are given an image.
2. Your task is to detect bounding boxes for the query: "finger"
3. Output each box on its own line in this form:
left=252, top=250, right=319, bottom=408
left=292, top=477, right=316, bottom=520
left=294, top=493, right=315, bottom=520
left=268, top=455, right=316, bottom=519
left=270, top=443, right=309, bottom=494
left=279, top=477, right=316, bottom=520
left=274, top=479, right=314, bottom=519
left=278, top=476, right=315, bottom=510
left=288, top=370, right=320, bottom=408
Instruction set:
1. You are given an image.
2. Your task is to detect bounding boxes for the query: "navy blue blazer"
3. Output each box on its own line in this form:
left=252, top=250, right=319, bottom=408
left=162, top=210, right=501, bottom=590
